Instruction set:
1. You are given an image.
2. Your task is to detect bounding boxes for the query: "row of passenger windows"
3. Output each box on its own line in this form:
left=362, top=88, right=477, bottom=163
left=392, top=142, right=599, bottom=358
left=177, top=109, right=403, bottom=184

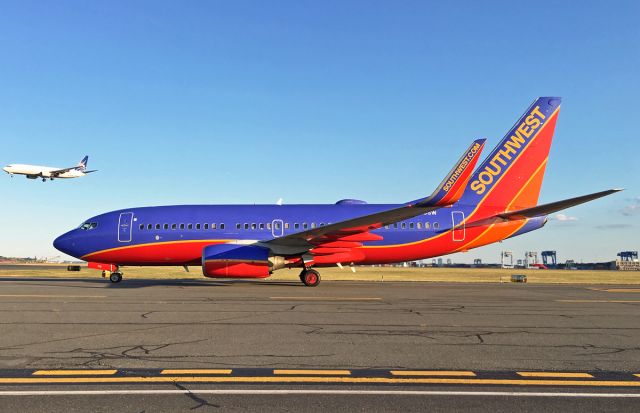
left=139, top=223, right=226, bottom=231
left=385, top=222, right=440, bottom=230
left=138, top=221, right=440, bottom=231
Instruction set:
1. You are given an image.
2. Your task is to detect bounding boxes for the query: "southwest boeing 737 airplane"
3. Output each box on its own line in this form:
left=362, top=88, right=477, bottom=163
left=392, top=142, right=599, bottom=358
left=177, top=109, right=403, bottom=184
left=53, top=98, right=620, bottom=286
left=3, top=156, right=96, bottom=181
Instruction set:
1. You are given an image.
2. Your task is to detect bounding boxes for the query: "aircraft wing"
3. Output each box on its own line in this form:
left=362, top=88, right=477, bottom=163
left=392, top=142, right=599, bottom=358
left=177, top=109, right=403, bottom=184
left=263, top=139, right=486, bottom=252
left=465, top=189, right=622, bottom=228
left=49, top=166, right=79, bottom=177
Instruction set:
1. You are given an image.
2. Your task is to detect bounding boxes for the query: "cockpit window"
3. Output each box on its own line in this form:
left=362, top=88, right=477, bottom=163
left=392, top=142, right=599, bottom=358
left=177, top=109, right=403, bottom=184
left=79, top=222, right=98, bottom=230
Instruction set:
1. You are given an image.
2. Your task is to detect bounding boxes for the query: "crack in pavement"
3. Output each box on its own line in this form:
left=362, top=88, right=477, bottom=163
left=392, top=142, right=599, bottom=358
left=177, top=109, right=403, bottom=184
left=173, top=382, right=220, bottom=410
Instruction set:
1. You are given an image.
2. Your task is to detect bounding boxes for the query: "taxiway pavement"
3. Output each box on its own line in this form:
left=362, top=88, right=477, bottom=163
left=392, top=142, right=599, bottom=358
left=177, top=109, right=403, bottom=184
left=0, top=276, right=639, bottom=411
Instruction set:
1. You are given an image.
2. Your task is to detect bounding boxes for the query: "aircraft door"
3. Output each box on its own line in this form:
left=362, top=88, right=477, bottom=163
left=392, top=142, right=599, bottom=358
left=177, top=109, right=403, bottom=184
left=118, top=212, right=134, bottom=242
left=451, top=211, right=465, bottom=242
left=272, top=219, right=284, bottom=238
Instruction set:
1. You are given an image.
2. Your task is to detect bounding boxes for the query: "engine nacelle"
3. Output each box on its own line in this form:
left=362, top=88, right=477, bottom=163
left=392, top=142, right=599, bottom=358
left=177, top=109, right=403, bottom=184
left=202, top=244, right=276, bottom=278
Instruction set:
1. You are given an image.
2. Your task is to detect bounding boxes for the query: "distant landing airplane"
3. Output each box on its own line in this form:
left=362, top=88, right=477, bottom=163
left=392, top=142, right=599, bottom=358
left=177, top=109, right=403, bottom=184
left=53, top=98, right=621, bottom=286
left=3, top=156, right=96, bottom=181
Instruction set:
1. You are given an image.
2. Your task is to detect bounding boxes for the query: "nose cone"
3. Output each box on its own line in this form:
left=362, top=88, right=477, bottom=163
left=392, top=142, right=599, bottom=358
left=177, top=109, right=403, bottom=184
left=2, top=166, right=9, bottom=173
left=53, top=231, right=77, bottom=257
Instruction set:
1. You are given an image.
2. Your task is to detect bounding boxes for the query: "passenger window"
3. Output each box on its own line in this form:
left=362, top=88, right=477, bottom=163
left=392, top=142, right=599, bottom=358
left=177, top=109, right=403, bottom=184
left=417, top=222, right=422, bottom=229
left=294, top=223, right=300, bottom=229
left=393, top=223, right=398, bottom=229
left=311, top=223, right=316, bottom=228
left=220, top=223, right=225, bottom=230
left=274, top=222, right=281, bottom=230
left=211, top=223, right=216, bottom=229
left=171, top=224, right=177, bottom=230
left=320, top=223, right=325, bottom=226
left=401, top=223, right=406, bottom=229
left=139, top=224, right=144, bottom=230
left=303, top=223, right=308, bottom=229
left=204, top=223, right=209, bottom=230
left=163, top=224, right=168, bottom=230
left=187, top=223, right=193, bottom=230
left=147, top=224, right=153, bottom=230
left=285, top=223, right=290, bottom=229
left=409, top=223, right=414, bottom=229
left=425, top=222, right=430, bottom=230
left=385, top=225, right=390, bottom=229
left=244, top=223, right=249, bottom=230
left=259, top=223, right=265, bottom=230
left=236, top=223, right=241, bottom=230
left=251, top=223, right=257, bottom=230
left=180, top=223, right=185, bottom=230
left=196, top=223, right=201, bottom=230
left=434, top=222, right=440, bottom=229
left=267, top=223, right=272, bottom=230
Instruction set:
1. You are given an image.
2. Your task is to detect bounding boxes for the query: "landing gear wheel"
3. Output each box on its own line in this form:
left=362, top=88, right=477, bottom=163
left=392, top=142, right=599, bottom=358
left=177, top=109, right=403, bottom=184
left=301, top=269, right=320, bottom=287
left=109, top=272, right=122, bottom=283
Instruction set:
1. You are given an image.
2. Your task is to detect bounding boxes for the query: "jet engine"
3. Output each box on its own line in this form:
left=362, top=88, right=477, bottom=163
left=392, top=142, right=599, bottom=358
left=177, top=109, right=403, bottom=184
left=202, top=244, right=286, bottom=278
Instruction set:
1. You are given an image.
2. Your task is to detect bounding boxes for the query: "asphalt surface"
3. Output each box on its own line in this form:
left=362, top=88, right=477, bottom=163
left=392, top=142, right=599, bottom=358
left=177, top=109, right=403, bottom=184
left=0, top=276, right=639, bottom=411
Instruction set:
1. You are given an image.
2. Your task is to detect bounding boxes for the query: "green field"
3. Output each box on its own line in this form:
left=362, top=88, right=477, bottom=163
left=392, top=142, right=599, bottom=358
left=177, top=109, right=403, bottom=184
left=1, top=264, right=639, bottom=284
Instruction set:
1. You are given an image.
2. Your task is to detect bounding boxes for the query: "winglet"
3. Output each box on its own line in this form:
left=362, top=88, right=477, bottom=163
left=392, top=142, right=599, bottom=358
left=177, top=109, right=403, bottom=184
left=410, top=138, right=486, bottom=207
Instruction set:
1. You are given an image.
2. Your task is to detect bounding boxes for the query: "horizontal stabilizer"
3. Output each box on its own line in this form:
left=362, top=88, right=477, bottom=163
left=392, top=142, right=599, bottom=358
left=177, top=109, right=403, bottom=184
left=466, top=189, right=622, bottom=227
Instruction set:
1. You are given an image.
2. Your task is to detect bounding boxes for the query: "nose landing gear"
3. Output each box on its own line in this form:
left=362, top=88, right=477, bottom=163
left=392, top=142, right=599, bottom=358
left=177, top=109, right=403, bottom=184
left=101, top=269, right=123, bottom=283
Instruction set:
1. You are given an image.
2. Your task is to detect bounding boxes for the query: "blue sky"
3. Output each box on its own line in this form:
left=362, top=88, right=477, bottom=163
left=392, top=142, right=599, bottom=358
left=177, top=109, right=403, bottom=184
left=1, top=1, right=638, bottom=263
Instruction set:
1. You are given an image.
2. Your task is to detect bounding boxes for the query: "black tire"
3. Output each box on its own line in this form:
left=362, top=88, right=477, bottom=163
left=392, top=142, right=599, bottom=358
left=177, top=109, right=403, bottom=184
left=302, top=269, right=320, bottom=287
left=109, top=272, right=122, bottom=283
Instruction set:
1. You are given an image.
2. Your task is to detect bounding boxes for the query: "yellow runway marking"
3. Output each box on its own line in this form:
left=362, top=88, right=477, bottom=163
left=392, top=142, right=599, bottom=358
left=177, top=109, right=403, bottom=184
left=274, top=370, right=351, bottom=375
left=2, top=376, right=640, bottom=387
left=391, top=371, right=476, bottom=377
left=517, top=372, right=593, bottom=378
left=270, top=297, right=381, bottom=301
left=556, top=300, right=640, bottom=303
left=32, top=370, right=117, bottom=376
left=0, top=295, right=106, bottom=298
left=160, top=369, right=232, bottom=375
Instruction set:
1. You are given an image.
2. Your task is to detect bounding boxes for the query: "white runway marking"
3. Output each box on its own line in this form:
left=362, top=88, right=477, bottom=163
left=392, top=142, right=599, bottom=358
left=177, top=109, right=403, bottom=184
left=1, top=389, right=640, bottom=397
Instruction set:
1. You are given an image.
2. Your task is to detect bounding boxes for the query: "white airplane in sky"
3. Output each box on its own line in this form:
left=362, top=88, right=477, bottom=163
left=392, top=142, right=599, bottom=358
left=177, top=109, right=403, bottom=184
left=3, top=156, right=96, bottom=181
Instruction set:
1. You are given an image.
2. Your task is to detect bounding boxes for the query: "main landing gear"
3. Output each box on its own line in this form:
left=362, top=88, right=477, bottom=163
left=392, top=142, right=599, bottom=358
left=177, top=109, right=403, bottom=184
left=299, top=268, right=321, bottom=287
left=102, top=270, right=123, bottom=283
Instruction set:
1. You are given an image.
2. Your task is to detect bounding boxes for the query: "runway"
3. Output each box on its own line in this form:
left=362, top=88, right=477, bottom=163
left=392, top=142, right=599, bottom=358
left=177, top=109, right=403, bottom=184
left=0, top=276, right=639, bottom=411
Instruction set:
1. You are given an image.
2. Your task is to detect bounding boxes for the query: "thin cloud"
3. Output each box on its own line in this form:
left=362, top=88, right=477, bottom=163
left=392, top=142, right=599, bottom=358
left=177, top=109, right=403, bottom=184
left=551, top=213, right=578, bottom=222
left=621, top=196, right=640, bottom=216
